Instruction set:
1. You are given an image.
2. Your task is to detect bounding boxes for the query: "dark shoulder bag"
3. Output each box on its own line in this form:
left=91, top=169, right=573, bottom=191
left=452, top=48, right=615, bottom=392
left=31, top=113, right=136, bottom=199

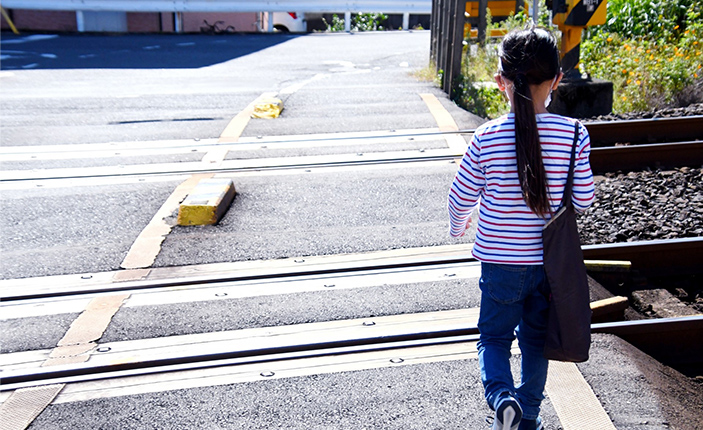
left=542, top=122, right=592, bottom=362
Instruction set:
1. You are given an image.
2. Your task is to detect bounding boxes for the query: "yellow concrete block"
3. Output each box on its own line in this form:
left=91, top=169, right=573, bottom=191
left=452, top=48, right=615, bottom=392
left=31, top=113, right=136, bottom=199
left=177, top=178, right=236, bottom=226
left=251, top=97, right=283, bottom=119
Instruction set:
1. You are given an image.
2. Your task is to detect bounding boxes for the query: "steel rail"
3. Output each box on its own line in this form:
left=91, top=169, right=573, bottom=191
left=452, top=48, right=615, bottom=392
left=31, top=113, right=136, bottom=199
left=2, top=237, right=701, bottom=302
left=592, top=317, right=703, bottom=369
left=2, top=139, right=702, bottom=183
left=1, top=116, right=700, bottom=158
left=589, top=141, right=703, bottom=174
left=0, top=151, right=457, bottom=182
left=581, top=236, right=703, bottom=277
left=2, top=316, right=701, bottom=392
left=0, top=329, right=481, bottom=391
left=585, top=115, right=703, bottom=147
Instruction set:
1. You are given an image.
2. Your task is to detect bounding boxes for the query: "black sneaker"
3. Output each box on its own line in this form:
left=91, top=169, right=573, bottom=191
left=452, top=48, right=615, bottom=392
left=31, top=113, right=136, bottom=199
left=518, top=416, right=543, bottom=430
left=492, top=393, right=522, bottom=430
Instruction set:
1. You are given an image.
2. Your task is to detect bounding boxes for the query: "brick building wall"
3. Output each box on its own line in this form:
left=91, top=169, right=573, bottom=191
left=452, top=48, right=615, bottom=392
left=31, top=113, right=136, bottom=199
left=1, top=9, right=261, bottom=33
left=126, top=12, right=162, bottom=33
left=182, top=12, right=261, bottom=33
left=1, top=9, right=77, bottom=32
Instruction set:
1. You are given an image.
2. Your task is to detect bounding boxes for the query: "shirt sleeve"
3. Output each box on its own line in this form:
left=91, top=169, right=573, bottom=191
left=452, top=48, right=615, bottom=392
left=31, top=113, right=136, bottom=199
left=572, top=121, right=595, bottom=213
left=448, top=133, right=485, bottom=237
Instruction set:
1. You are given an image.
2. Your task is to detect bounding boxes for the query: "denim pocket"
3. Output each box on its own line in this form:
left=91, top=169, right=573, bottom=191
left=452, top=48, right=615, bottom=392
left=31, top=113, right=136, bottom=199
left=480, top=263, right=527, bottom=304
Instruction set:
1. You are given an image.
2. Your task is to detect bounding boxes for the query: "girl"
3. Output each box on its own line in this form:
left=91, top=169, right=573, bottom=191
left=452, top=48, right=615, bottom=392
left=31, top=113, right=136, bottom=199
left=447, top=27, right=595, bottom=430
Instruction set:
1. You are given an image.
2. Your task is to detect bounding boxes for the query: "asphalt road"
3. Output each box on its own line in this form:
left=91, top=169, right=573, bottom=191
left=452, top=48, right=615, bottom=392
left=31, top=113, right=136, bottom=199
left=0, top=30, right=485, bottom=280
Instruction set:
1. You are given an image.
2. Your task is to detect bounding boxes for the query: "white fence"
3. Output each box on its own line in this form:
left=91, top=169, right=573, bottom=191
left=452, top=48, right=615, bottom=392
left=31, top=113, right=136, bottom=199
left=1, top=1, right=432, bottom=13
left=2, top=0, right=432, bottom=32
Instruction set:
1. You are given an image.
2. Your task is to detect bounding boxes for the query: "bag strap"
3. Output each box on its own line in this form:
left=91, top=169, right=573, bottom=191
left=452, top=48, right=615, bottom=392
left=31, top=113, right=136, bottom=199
left=560, top=122, right=581, bottom=209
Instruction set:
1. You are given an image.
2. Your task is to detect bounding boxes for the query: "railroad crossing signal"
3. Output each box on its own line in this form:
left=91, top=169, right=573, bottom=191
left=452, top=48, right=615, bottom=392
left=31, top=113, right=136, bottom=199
left=548, top=0, right=608, bottom=76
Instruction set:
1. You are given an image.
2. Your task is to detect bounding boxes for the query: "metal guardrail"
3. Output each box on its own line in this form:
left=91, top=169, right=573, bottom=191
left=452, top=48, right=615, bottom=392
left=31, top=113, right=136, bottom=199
left=1, top=0, right=432, bottom=13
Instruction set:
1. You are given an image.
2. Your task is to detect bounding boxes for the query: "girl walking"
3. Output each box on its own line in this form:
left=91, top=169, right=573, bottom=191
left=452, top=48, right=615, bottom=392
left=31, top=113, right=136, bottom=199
left=448, top=27, right=595, bottom=430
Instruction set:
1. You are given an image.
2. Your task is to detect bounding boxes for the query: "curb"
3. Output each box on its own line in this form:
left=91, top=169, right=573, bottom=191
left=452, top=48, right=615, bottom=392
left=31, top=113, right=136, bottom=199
left=177, top=178, right=236, bottom=226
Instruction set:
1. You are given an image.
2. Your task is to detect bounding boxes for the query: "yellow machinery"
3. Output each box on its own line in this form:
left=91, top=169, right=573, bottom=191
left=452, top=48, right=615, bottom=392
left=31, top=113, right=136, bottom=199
left=465, top=1, right=528, bottom=39
left=464, top=1, right=608, bottom=75
left=549, top=0, right=608, bottom=76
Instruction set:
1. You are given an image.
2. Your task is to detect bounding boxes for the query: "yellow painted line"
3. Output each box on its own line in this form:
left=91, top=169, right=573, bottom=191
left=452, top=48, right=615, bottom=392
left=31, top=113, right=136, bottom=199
left=177, top=178, right=236, bottom=226
left=121, top=92, right=278, bottom=269
left=1, top=7, right=19, bottom=35
left=202, top=92, right=278, bottom=166
left=546, top=361, right=617, bottom=430
left=112, top=268, right=151, bottom=282
left=44, top=294, right=130, bottom=367
left=120, top=173, right=212, bottom=270
left=218, top=92, right=278, bottom=144
left=0, top=385, right=64, bottom=430
left=419, top=93, right=468, bottom=154
left=0, top=294, right=128, bottom=429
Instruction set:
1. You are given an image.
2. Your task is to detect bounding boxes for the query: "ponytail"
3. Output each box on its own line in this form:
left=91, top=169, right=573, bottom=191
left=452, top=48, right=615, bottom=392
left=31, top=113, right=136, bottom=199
left=499, top=27, right=560, bottom=217
left=513, top=73, right=551, bottom=216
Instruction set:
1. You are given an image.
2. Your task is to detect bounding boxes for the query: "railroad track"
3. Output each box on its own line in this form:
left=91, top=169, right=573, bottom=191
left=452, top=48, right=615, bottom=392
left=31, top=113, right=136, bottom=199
left=1, top=116, right=701, bottom=183
left=2, top=237, right=701, bottom=302
left=585, top=115, right=703, bottom=146
left=2, top=313, right=701, bottom=393
left=2, top=238, right=702, bottom=392
left=2, top=118, right=701, bottom=397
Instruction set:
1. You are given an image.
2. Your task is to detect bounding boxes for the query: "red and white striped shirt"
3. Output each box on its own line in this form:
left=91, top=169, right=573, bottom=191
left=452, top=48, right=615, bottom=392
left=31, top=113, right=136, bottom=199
left=448, top=113, right=595, bottom=264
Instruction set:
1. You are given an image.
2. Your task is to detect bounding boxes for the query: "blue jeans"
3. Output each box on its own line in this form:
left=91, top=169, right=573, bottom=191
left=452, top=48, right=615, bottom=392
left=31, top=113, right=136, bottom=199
left=477, top=262, right=550, bottom=420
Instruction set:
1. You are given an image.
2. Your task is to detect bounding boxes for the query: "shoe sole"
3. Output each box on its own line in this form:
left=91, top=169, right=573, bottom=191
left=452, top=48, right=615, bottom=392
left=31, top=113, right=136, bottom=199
left=493, top=401, right=522, bottom=430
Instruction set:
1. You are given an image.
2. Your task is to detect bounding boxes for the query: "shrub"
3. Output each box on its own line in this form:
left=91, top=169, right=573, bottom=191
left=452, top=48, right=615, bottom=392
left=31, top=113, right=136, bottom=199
left=454, top=0, right=702, bottom=116
left=324, top=13, right=388, bottom=32
left=582, top=1, right=702, bottom=111
left=455, top=4, right=542, bottom=118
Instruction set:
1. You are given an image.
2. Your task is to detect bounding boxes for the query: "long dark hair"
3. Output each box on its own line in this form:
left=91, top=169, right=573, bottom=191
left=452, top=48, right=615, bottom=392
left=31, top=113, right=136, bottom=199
left=499, top=28, right=561, bottom=216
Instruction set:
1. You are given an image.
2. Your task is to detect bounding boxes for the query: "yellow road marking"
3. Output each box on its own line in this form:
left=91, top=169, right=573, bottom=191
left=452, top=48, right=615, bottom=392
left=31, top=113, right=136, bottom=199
left=546, top=361, right=617, bottom=430
left=218, top=92, right=278, bottom=144
left=120, top=173, right=212, bottom=271
left=122, top=92, right=275, bottom=272
left=419, top=93, right=467, bottom=154
left=202, top=92, right=277, bottom=165
left=0, top=294, right=129, bottom=430
left=0, top=385, right=64, bottom=430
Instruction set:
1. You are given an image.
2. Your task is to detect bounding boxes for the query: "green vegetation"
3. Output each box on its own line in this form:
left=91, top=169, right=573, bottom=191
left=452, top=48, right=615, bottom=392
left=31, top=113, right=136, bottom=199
left=448, top=0, right=702, bottom=118
left=581, top=0, right=702, bottom=111
left=454, top=5, right=542, bottom=118
left=324, top=13, right=388, bottom=32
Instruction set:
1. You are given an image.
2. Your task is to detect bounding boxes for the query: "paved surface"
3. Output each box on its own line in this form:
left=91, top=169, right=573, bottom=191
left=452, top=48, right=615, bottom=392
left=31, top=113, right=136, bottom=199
left=12, top=334, right=702, bottom=430
left=1, top=30, right=702, bottom=430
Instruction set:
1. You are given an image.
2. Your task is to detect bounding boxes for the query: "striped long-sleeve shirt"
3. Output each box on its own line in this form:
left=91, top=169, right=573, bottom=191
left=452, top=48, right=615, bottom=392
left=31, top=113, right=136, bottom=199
left=448, top=113, right=595, bottom=264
